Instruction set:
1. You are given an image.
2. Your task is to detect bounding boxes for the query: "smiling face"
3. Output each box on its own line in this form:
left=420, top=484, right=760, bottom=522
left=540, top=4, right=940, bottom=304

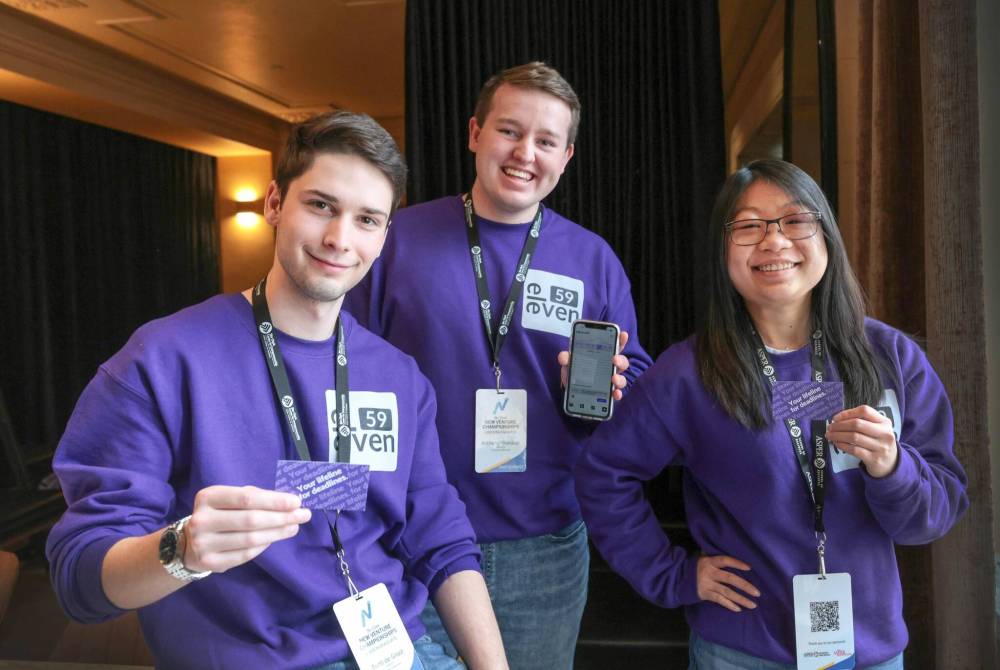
left=467, top=83, right=575, bottom=223
left=726, top=179, right=829, bottom=317
left=266, top=151, right=393, bottom=307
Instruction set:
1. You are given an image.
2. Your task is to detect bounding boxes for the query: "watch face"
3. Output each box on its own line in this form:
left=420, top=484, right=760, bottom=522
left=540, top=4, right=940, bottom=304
left=159, top=530, right=179, bottom=564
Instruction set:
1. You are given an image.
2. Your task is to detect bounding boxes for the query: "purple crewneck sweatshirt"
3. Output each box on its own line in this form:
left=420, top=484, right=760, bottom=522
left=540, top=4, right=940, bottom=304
left=46, top=294, right=480, bottom=669
left=575, top=318, right=968, bottom=666
left=345, top=195, right=653, bottom=542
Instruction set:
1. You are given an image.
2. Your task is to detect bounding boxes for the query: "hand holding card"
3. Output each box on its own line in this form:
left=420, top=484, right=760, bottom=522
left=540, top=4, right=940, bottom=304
left=182, top=485, right=312, bottom=574
left=826, top=405, right=899, bottom=478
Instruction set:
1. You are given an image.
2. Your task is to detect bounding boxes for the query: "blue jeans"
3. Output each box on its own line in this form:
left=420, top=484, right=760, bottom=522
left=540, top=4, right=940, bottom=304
left=421, top=520, right=590, bottom=670
left=312, top=634, right=459, bottom=670
left=688, top=633, right=904, bottom=670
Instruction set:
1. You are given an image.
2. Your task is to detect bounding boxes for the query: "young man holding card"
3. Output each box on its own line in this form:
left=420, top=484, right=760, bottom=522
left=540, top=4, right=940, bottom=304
left=575, top=160, right=968, bottom=669
left=345, top=62, right=653, bottom=669
left=46, top=111, right=507, bottom=670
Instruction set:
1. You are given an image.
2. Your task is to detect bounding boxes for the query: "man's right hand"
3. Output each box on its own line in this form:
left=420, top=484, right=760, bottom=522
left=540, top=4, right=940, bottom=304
left=101, top=485, right=311, bottom=609
left=183, top=485, right=312, bottom=574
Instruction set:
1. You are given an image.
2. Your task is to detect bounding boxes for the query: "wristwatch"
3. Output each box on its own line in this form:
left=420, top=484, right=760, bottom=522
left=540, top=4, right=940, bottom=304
left=158, top=515, right=211, bottom=582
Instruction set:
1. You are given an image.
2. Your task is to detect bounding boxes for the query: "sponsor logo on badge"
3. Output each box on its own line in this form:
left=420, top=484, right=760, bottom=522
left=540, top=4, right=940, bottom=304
left=790, top=425, right=802, bottom=438
left=498, top=325, right=508, bottom=335
left=530, top=228, right=540, bottom=238
left=281, top=395, right=294, bottom=408
left=259, top=322, right=273, bottom=335
left=515, top=272, right=526, bottom=282
left=360, top=599, right=373, bottom=627
left=480, top=299, right=490, bottom=310
left=763, top=364, right=775, bottom=377
left=471, top=245, right=481, bottom=256
left=337, top=354, right=347, bottom=366
left=338, top=424, right=351, bottom=437
left=814, top=457, right=826, bottom=469
left=813, top=330, right=822, bottom=339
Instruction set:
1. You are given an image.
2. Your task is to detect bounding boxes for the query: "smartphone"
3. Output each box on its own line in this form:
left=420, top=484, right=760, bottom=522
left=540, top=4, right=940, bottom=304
left=563, top=319, right=620, bottom=421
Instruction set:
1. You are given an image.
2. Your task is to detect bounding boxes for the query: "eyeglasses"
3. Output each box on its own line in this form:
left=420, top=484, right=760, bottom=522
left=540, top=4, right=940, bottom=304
left=725, top=212, right=822, bottom=246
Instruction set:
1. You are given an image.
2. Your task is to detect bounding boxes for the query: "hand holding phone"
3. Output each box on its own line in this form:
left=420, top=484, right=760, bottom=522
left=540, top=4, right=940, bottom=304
left=562, top=320, right=621, bottom=421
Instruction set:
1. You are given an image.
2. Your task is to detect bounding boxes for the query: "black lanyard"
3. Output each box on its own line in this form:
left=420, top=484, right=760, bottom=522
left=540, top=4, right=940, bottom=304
left=751, top=328, right=828, bottom=536
left=251, top=278, right=361, bottom=594
left=463, top=194, right=543, bottom=384
left=252, top=277, right=352, bottom=463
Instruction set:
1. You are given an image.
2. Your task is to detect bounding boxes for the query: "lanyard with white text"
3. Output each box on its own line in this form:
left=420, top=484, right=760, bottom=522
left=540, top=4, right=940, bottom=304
left=463, top=193, right=542, bottom=390
left=251, top=277, right=352, bottom=463
left=752, top=328, right=830, bottom=573
left=252, top=278, right=361, bottom=595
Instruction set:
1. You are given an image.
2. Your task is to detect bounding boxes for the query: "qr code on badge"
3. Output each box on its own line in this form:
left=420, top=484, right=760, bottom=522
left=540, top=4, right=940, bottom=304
left=810, top=600, right=840, bottom=632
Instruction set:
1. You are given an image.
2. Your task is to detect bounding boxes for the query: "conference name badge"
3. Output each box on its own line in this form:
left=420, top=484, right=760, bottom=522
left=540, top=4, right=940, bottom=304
left=333, top=582, right=414, bottom=670
left=475, top=388, right=527, bottom=473
left=792, top=572, right=856, bottom=669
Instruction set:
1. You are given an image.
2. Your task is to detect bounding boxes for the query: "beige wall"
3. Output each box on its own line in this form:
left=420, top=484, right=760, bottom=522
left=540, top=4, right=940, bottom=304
left=216, top=155, right=275, bottom=294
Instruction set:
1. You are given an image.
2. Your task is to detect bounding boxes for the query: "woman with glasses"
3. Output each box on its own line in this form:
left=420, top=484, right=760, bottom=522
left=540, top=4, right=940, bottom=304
left=574, top=159, right=967, bottom=669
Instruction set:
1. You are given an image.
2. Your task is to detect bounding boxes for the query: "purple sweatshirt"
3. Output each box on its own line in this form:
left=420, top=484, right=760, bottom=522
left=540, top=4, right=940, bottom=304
left=46, top=294, right=480, bottom=669
left=574, top=318, right=968, bottom=666
left=346, top=196, right=653, bottom=542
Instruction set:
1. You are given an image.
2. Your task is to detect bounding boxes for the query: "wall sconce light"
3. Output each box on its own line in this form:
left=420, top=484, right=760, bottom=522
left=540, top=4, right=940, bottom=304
left=228, top=187, right=265, bottom=229
left=235, top=211, right=260, bottom=228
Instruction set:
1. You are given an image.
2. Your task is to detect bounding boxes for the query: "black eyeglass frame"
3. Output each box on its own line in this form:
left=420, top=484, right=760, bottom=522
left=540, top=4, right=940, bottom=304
left=724, top=211, right=823, bottom=246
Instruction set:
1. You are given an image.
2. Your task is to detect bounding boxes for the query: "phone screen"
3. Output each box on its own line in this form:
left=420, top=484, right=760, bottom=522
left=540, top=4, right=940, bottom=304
left=564, top=320, right=619, bottom=421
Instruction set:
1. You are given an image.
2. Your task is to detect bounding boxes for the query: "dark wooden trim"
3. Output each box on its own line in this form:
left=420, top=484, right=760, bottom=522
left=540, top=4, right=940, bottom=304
left=782, top=0, right=794, bottom=162
left=816, top=0, right=838, bottom=211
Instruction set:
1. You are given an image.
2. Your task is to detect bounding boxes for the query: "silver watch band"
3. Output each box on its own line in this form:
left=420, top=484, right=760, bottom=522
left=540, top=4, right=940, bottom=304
left=162, top=516, right=211, bottom=582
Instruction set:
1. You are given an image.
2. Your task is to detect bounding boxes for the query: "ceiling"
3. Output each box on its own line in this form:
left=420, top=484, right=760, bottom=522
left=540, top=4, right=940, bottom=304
left=0, top=0, right=404, bottom=155
left=0, top=1, right=770, bottom=157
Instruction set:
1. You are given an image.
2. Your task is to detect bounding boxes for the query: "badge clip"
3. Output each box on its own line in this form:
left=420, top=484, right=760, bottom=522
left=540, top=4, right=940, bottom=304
left=816, top=531, right=827, bottom=579
left=331, top=509, right=361, bottom=600
left=493, top=364, right=504, bottom=394
left=338, top=545, right=361, bottom=600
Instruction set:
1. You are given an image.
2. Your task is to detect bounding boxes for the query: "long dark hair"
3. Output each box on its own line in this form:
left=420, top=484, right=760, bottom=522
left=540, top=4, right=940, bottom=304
left=695, top=160, right=881, bottom=429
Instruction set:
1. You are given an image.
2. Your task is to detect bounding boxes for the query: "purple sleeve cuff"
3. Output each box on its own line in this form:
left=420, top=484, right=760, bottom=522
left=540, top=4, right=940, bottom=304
left=70, top=534, right=130, bottom=622
left=862, top=442, right=918, bottom=502
left=426, top=555, right=483, bottom=596
left=675, top=553, right=703, bottom=607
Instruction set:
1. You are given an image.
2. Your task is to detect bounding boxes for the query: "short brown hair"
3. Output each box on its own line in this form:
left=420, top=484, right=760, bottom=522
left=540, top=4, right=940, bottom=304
left=473, top=62, right=581, bottom=146
left=275, top=111, right=407, bottom=215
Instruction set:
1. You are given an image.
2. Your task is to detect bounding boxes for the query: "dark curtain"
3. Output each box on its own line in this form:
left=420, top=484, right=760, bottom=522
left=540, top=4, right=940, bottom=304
left=405, top=0, right=726, bottom=355
left=0, top=100, right=218, bottom=469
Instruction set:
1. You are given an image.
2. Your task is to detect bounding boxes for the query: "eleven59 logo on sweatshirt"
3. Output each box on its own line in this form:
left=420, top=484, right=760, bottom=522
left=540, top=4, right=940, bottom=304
left=521, top=269, right=585, bottom=338
left=326, top=390, right=399, bottom=472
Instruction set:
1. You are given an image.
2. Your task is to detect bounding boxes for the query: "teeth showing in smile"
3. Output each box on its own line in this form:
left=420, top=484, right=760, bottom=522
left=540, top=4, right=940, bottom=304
left=503, top=167, right=533, bottom=181
left=756, top=261, right=796, bottom=272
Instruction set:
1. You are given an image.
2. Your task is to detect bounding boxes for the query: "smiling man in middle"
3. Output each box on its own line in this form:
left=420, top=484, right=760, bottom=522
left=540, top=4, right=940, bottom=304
left=345, top=62, right=653, bottom=670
